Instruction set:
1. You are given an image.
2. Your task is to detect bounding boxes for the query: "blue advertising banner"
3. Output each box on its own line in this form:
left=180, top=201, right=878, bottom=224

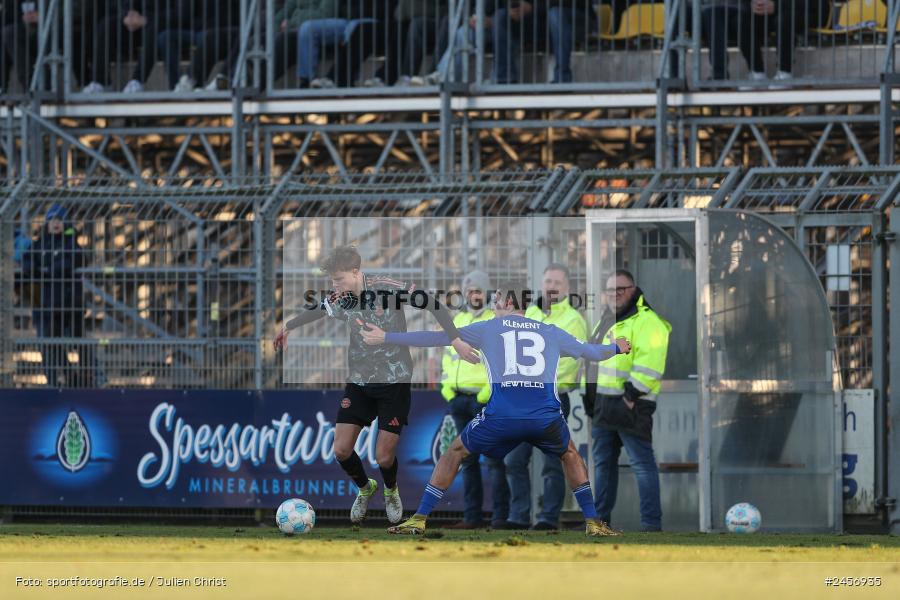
left=0, top=389, right=466, bottom=511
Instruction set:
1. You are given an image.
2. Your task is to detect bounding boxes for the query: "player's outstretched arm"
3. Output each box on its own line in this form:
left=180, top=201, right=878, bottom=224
left=579, top=337, right=629, bottom=361
left=402, top=287, right=480, bottom=363
left=360, top=323, right=481, bottom=350
left=557, top=325, right=630, bottom=361
left=360, top=323, right=451, bottom=347
left=273, top=307, right=327, bottom=351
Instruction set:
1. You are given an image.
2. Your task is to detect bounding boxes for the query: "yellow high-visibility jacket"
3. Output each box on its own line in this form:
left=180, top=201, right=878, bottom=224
left=591, top=294, right=671, bottom=400
left=440, top=309, right=494, bottom=404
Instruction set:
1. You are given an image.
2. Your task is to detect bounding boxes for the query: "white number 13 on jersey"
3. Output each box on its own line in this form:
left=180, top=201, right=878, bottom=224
left=500, top=331, right=546, bottom=376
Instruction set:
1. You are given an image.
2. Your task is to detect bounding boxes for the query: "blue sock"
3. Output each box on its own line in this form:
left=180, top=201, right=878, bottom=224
left=574, top=482, right=598, bottom=520
left=416, top=484, right=445, bottom=516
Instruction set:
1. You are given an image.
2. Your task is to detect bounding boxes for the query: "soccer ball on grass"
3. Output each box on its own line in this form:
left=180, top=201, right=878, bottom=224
left=276, top=498, right=316, bottom=535
left=725, top=502, right=761, bottom=533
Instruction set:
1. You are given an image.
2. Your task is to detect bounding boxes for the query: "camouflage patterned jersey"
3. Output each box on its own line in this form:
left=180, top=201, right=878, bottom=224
left=286, top=273, right=460, bottom=386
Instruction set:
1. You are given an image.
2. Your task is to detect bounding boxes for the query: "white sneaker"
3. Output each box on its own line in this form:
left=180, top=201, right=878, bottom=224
left=174, top=74, right=195, bottom=93
left=205, top=75, right=228, bottom=91
left=310, top=77, right=335, bottom=89
left=738, top=71, right=767, bottom=90
left=350, top=478, right=377, bottom=524
left=81, top=81, right=104, bottom=94
left=412, top=71, right=441, bottom=86
left=363, top=77, right=384, bottom=87
left=384, top=485, right=403, bottom=524
left=122, top=79, right=144, bottom=93
left=394, top=75, right=412, bottom=87
left=769, top=70, right=792, bottom=90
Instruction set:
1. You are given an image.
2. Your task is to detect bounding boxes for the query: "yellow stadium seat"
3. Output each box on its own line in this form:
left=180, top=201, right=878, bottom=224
left=597, top=4, right=614, bottom=37
left=815, top=0, right=887, bottom=34
left=875, top=8, right=899, bottom=32
left=599, top=3, right=666, bottom=41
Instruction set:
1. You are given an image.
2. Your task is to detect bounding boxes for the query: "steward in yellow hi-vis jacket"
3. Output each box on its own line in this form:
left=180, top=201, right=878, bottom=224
left=583, top=269, right=670, bottom=532
left=440, top=270, right=509, bottom=528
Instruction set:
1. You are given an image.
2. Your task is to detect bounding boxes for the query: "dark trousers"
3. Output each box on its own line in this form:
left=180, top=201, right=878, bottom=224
left=36, top=309, right=96, bottom=388
left=699, top=0, right=826, bottom=79
left=90, top=15, right=160, bottom=86
left=401, top=17, right=441, bottom=77
left=0, top=23, right=37, bottom=90
left=449, top=394, right=510, bottom=525
left=701, top=5, right=765, bottom=78
left=328, top=19, right=402, bottom=87
left=592, top=424, right=662, bottom=531
left=158, top=27, right=240, bottom=87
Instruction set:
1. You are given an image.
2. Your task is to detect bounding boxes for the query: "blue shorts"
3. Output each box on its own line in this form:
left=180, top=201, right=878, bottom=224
left=460, top=411, right=571, bottom=459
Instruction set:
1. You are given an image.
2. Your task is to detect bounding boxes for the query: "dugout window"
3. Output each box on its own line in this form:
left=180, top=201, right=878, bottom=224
left=585, top=209, right=840, bottom=533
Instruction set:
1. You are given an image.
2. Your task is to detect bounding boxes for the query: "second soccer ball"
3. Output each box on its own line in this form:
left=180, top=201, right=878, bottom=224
left=725, top=502, right=761, bottom=533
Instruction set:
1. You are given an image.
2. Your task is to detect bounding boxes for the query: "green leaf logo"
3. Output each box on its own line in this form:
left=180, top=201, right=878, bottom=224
left=56, top=410, right=91, bottom=473
left=431, top=414, right=459, bottom=464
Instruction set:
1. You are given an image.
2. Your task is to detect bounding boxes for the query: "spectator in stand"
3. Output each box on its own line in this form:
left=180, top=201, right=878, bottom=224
left=82, top=1, right=174, bottom=94
left=21, top=204, right=96, bottom=388
left=296, top=0, right=394, bottom=89
left=393, top=0, right=446, bottom=86
left=262, top=0, right=337, bottom=88
left=1, top=0, right=92, bottom=93
left=158, top=1, right=241, bottom=92
left=546, top=1, right=596, bottom=83
left=700, top=0, right=762, bottom=82
left=423, top=1, right=545, bottom=86
left=700, top=0, right=825, bottom=86
left=0, top=1, right=39, bottom=93
left=493, top=0, right=595, bottom=84
left=421, top=1, right=499, bottom=85
left=330, top=1, right=401, bottom=88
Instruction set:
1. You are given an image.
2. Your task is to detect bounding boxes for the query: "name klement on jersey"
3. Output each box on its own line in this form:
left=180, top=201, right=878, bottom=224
left=501, top=319, right=540, bottom=330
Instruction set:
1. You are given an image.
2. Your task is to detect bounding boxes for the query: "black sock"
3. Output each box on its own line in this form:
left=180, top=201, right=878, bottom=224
left=380, top=457, right=399, bottom=490
left=338, top=453, right=370, bottom=488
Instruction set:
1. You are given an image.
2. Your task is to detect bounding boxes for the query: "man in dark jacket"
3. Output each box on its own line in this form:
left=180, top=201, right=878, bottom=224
left=21, top=204, right=92, bottom=387
left=583, top=269, right=671, bottom=531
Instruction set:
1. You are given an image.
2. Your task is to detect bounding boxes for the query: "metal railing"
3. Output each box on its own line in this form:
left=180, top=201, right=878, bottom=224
left=0, top=1, right=898, bottom=101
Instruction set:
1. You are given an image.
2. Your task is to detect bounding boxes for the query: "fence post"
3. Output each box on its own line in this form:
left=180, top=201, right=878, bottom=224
left=887, top=205, right=900, bottom=534
left=254, top=199, right=264, bottom=389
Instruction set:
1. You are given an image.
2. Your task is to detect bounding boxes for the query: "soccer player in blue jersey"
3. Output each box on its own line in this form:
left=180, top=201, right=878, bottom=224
left=360, top=280, right=631, bottom=536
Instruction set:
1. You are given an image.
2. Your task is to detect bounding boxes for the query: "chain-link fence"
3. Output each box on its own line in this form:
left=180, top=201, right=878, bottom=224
left=0, top=170, right=565, bottom=390
left=0, top=167, right=895, bottom=392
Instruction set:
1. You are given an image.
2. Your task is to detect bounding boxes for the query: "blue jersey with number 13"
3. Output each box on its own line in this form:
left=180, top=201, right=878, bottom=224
left=385, top=314, right=618, bottom=420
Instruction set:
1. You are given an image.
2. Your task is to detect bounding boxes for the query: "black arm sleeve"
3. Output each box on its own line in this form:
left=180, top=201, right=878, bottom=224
left=408, top=289, right=460, bottom=340
left=284, top=306, right=326, bottom=331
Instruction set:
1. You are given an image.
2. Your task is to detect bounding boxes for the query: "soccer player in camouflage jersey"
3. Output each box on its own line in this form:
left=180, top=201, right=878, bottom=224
left=274, top=246, right=478, bottom=525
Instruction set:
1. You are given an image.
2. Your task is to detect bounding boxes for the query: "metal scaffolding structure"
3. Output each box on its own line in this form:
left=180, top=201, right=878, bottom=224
left=0, top=1, right=897, bottom=179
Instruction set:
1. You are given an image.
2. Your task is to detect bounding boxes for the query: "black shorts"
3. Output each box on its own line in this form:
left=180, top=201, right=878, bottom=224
left=337, top=382, right=411, bottom=435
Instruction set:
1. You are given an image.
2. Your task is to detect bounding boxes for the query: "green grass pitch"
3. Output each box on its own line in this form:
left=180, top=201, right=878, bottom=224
left=2, top=523, right=899, bottom=599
